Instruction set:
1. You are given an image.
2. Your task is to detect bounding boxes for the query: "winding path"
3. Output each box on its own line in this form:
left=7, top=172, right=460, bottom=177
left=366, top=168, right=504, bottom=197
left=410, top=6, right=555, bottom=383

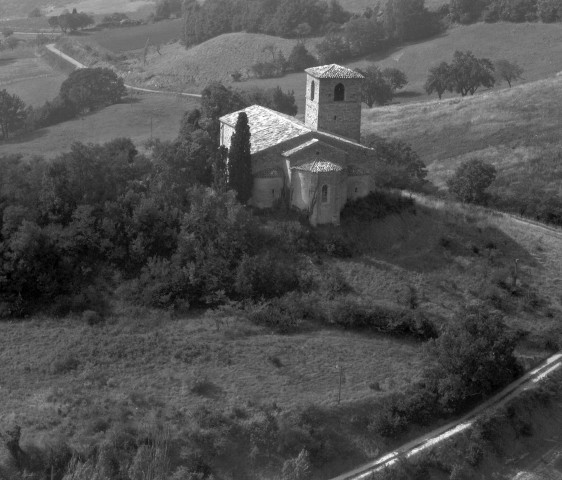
left=330, top=353, right=562, bottom=480
left=45, top=43, right=202, bottom=99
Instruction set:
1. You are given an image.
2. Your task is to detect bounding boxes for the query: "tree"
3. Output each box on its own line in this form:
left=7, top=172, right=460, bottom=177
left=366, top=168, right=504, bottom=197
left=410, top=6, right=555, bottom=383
left=424, top=306, right=520, bottom=412
left=537, top=0, right=562, bottom=21
left=355, top=65, right=394, bottom=107
left=448, top=50, right=495, bottom=96
left=449, top=0, right=487, bottom=23
left=2, top=28, right=14, bottom=37
left=424, top=61, right=452, bottom=99
left=60, top=68, right=127, bottom=113
left=382, top=67, right=408, bottom=91
left=0, top=90, right=27, bottom=140
left=315, top=33, right=350, bottom=64
left=494, top=59, right=523, bottom=88
left=228, top=112, right=253, bottom=204
left=382, top=0, right=441, bottom=42
left=343, top=16, right=384, bottom=56
left=29, top=8, right=42, bottom=18
left=447, top=158, right=497, bottom=204
left=287, top=43, right=317, bottom=72
left=364, top=134, right=427, bottom=190
left=48, top=16, right=59, bottom=30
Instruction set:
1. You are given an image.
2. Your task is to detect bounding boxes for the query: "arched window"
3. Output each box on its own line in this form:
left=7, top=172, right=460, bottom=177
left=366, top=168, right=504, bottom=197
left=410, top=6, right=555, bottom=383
left=311, top=80, right=316, bottom=100
left=334, top=83, right=345, bottom=101
left=321, top=185, right=328, bottom=203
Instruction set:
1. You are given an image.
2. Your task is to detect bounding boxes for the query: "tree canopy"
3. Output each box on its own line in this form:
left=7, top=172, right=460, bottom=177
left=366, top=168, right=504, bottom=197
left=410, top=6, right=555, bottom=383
left=494, top=59, right=524, bottom=87
left=447, top=158, right=497, bottom=204
left=355, top=65, right=395, bottom=107
left=60, top=68, right=127, bottom=113
left=0, top=90, right=27, bottom=140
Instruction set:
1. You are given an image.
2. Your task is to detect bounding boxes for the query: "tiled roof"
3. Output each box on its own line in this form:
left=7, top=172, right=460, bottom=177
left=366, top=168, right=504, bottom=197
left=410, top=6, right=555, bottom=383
left=305, top=64, right=364, bottom=79
left=220, top=105, right=310, bottom=154
left=292, top=161, right=343, bottom=173
left=282, top=139, right=319, bottom=157
left=254, top=167, right=284, bottom=178
left=347, top=165, right=370, bottom=176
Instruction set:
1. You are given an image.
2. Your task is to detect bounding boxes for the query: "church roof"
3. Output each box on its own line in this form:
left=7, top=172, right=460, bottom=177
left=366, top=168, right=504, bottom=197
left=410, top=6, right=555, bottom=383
left=220, top=105, right=310, bottom=155
left=292, top=160, right=343, bottom=173
left=282, top=139, right=320, bottom=157
left=305, top=64, right=364, bottom=79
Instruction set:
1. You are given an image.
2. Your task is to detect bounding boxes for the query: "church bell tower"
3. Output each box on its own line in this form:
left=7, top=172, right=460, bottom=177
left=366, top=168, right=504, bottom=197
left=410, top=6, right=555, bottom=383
left=304, top=64, right=364, bottom=143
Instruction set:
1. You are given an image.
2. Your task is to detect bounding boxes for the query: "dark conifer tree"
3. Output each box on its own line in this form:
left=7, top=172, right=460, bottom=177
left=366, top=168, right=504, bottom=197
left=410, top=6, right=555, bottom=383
left=228, top=112, right=253, bottom=204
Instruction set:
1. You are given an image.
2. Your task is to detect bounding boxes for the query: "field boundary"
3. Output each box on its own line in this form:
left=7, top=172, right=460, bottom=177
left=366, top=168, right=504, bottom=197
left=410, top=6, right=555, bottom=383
left=45, top=43, right=202, bottom=99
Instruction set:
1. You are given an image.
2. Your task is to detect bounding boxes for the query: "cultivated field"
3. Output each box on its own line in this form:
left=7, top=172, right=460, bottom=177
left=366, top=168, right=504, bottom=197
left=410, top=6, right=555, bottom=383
left=1, top=93, right=197, bottom=158
left=0, top=47, right=66, bottom=106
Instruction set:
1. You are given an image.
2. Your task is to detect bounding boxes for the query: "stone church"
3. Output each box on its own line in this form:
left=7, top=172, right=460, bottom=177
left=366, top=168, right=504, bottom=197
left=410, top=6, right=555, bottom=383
left=219, top=64, right=375, bottom=225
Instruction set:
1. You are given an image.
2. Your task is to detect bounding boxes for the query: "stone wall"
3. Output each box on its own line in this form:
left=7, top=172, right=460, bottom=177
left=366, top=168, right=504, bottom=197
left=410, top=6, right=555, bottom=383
left=252, top=177, right=284, bottom=208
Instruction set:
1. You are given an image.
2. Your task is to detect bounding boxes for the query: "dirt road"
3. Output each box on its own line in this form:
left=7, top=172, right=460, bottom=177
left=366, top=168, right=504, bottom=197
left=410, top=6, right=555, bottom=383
left=330, top=353, right=562, bottom=480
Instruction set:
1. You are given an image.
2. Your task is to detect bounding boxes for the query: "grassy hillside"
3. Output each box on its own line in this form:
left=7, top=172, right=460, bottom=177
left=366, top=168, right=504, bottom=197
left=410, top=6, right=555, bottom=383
left=361, top=72, right=562, bottom=214
left=1, top=93, right=196, bottom=158
left=0, top=195, right=560, bottom=477
left=241, top=22, right=562, bottom=113
left=121, top=32, right=302, bottom=89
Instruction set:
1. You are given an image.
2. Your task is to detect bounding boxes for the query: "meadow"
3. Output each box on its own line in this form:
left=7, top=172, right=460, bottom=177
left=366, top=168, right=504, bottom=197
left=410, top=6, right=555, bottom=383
left=361, top=72, right=562, bottom=211
left=0, top=47, right=66, bottom=106
left=1, top=92, right=196, bottom=158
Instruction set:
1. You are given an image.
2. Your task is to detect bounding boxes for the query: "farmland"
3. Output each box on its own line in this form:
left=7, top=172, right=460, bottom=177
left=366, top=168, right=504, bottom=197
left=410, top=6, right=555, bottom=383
left=1, top=92, right=196, bottom=158
left=0, top=47, right=66, bottom=106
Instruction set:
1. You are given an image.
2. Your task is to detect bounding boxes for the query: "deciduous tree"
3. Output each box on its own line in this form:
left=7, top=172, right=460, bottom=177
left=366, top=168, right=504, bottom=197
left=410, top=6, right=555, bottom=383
left=355, top=65, right=394, bottom=107
left=0, top=90, right=27, bottom=140
left=447, top=158, right=497, bottom=204
left=382, top=67, right=408, bottom=91
left=494, top=59, right=524, bottom=87
left=424, top=61, right=452, bottom=99
left=448, top=50, right=495, bottom=96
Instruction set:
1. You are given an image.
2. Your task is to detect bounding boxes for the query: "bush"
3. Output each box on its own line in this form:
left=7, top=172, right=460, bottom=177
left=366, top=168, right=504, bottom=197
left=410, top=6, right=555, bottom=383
left=341, top=191, right=415, bottom=222
left=245, top=298, right=303, bottom=333
left=235, top=252, right=301, bottom=300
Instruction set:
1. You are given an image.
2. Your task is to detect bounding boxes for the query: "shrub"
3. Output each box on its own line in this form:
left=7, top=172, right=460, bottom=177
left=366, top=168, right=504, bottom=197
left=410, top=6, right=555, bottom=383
left=235, top=252, right=301, bottom=299
left=245, top=299, right=303, bottom=334
left=341, top=191, right=415, bottom=222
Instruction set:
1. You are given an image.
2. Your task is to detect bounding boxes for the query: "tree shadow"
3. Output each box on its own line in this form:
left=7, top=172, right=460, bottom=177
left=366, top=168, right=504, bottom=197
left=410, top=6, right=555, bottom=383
left=394, top=90, right=423, bottom=99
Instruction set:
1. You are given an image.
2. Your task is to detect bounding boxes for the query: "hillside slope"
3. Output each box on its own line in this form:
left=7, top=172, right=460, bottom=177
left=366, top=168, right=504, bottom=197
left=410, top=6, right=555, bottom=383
left=362, top=72, right=562, bottom=210
left=121, top=32, right=302, bottom=89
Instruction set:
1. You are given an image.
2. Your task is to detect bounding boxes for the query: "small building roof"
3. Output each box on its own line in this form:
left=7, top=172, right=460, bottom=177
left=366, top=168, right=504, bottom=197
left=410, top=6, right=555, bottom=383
left=219, top=105, right=310, bottom=155
left=305, top=64, right=364, bottom=80
left=292, top=160, right=343, bottom=173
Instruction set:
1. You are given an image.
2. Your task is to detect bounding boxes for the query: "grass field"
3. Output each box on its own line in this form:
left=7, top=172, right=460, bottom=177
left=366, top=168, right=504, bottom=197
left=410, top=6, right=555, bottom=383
left=0, top=46, right=66, bottom=106
left=1, top=93, right=197, bottom=157
left=361, top=71, right=562, bottom=209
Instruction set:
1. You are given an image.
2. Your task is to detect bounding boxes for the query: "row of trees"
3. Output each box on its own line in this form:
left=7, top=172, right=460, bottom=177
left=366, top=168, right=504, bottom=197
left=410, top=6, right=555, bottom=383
left=425, top=51, right=523, bottom=99
left=449, top=0, right=562, bottom=24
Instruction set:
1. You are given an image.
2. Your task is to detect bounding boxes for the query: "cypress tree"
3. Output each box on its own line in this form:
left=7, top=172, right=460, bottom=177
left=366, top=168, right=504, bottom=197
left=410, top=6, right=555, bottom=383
left=228, top=112, right=253, bottom=204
